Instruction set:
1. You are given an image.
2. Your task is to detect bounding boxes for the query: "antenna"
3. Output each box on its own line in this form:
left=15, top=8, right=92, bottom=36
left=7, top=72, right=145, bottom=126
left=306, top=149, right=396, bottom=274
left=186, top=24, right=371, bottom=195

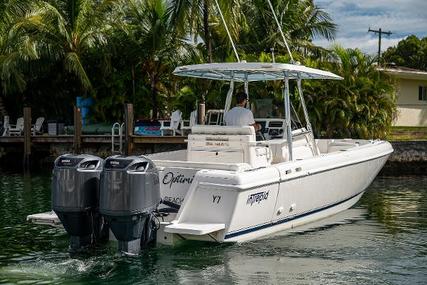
left=368, top=27, right=392, bottom=65
left=213, top=0, right=240, bottom=62
left=266, top=0, right=294, bottom=63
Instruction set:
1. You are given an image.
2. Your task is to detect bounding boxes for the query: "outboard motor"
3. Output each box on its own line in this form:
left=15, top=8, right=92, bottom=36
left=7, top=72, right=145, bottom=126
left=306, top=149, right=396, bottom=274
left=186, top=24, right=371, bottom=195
left=100, top=155, right=161, bottom=255
left=52, top=154, right=105, bottom=251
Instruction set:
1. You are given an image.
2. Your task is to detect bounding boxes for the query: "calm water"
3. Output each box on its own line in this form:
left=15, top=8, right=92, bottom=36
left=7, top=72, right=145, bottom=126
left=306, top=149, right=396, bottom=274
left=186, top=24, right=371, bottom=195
left=0, top=171, right=426, bottom=285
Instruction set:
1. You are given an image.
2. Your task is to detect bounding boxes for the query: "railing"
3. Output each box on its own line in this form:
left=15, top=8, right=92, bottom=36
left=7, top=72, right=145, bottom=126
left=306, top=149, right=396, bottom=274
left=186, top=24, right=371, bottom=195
left=111, top=122, right=124, bottom=154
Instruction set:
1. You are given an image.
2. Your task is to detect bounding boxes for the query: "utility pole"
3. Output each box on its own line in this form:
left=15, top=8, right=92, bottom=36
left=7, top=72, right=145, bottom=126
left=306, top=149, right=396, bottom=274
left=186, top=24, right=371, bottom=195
left=368, top=27, right=392, bottom=65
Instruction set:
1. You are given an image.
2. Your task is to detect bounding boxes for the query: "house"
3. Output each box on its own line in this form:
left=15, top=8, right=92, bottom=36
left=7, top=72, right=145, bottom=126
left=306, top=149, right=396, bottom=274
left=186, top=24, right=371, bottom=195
left=379, top=66, right=427, bottom=127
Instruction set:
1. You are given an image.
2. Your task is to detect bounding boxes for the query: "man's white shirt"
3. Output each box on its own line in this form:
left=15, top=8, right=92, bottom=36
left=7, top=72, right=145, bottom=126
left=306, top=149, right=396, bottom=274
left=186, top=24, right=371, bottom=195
left=224, top=106, right=255, bottom=126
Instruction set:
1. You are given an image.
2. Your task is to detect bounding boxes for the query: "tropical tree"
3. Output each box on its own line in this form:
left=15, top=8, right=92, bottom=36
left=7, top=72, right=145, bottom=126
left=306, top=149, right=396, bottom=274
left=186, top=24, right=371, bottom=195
left=169, top=0, right=336, bottom=63
left=169, top=0, right=245, bottom=63
left=9, top=0, right=118, bottom=94
left=238, top=0, right=336, bottom=58
left=0, top=0, right=123, bottom=119
left=302, top=46, right=396, bottom=139
left=0, top=0, right=38, bottom=95
left=116, top=0, right=200, bottom=118
left=382, top=35, right=427, bottom=71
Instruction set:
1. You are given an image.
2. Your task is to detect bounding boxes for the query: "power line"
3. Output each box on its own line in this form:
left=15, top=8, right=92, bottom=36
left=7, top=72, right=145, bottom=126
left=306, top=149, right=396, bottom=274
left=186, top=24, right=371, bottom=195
left=368, top=27, right=392, bottom=64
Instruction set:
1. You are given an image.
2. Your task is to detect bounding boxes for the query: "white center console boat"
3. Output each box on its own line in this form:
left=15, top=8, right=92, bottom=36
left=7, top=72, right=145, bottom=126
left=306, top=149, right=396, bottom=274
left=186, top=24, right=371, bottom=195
left=152, top=62, right=393, bottom=243
left=27, top=62, right=393, bottom=254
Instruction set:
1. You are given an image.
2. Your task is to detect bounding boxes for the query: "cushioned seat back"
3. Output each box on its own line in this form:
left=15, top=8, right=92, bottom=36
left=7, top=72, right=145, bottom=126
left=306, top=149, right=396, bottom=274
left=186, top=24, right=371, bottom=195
left=191, top=125, right=256, bottom=139
left=187, top=125, right=265, bottom=166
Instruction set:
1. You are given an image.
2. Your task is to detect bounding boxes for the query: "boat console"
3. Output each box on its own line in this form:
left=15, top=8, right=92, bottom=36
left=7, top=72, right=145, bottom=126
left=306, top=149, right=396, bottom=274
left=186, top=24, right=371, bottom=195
left=255, top=118, right=286, bottom=140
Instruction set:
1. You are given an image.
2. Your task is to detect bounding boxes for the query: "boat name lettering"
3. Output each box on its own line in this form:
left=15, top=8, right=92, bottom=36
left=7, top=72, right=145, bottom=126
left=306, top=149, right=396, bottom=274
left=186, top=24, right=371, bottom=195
left=163, top=196, right=184, bottom=205
left=162, top=172, right=194, bottom=188
left=206, top=141, right=229, bottom=147
left=246, top=191, right=269, bottom=206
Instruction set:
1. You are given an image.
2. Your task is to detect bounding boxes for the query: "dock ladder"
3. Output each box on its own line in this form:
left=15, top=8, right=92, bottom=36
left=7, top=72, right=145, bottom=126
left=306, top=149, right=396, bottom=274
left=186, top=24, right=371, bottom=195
left=111, top=122, right=124, bottom=154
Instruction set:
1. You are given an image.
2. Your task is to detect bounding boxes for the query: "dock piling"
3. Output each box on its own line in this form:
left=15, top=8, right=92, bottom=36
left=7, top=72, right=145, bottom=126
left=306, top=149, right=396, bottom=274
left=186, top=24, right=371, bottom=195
left=73, top=106, right=82, bottom=154
left=198, top=103, right=205, bottom=125
left=124, top=103, right=134, bottom=155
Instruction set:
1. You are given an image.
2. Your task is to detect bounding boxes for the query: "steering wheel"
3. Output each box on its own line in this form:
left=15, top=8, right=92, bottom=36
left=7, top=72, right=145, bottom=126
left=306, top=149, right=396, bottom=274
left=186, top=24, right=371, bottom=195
left=255, top=123, right=265, bottom=141
left=256, top=130, right=266, bottom=141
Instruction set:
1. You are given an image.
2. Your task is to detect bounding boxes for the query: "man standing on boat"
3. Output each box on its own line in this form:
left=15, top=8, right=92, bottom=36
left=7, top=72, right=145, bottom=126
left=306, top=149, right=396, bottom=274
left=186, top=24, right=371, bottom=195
left=224, top=92, right=261, bottom=131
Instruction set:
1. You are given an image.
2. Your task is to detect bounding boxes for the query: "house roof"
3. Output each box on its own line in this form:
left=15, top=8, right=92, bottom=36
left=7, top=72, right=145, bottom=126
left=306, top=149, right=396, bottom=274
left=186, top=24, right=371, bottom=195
left=378, top=66, right=427, bottom=80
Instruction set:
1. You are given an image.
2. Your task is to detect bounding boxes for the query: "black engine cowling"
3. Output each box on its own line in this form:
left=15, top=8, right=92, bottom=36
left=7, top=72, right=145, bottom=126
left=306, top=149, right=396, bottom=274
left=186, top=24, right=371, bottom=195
left=100, top=155, right=161, bottom=254
left=52, top=154, right=106, bottom=251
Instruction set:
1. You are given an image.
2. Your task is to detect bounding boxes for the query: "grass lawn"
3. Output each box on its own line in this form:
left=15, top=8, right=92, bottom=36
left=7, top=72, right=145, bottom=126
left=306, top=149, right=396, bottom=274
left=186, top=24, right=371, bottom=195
left=388, top=126, right=427, bottom=141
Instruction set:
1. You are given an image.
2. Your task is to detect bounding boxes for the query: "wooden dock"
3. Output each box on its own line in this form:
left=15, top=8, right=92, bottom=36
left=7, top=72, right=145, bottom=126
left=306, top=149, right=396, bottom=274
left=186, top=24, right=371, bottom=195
left=0, top=104, right=187, bottom=168
left=0, top=134, right=187, bottom=169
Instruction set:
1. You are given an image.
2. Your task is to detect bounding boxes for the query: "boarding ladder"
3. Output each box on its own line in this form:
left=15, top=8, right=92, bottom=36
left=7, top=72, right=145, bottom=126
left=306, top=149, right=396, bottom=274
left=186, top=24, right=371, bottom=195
left=111, top=122, right=124, bottom=154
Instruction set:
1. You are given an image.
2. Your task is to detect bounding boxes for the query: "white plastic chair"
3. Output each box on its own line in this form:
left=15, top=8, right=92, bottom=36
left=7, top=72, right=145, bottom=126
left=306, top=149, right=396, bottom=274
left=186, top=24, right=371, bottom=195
left=189, top=110, right=198, bottom=127
left=160, top=110, right=182, bottom=136
left=31, top=117, right=45, bottom=135
left=9, top=117, right=24, bottom=136
left=181, top=110, right=197, bottom=135
left=2, top=116, right=9, bottom=136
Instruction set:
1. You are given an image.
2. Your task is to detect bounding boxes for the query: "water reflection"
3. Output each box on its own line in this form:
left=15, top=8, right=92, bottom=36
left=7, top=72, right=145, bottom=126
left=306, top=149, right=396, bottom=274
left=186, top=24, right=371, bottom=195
left=362, top=176, right=427, bottom=234
left=0, top=173, right=426, bottom=284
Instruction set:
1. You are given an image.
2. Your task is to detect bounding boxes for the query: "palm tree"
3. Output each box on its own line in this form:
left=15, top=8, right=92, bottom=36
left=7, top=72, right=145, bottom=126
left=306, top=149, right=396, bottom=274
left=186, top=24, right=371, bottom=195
left=9, top=0, right=118, bottom=94
left=303, top=46, right=396, bottom=139
left=169, top=0, right=336, bottom=63
left=118, top=0, right=199, bottom=118
left=238, top=0, right=336, bottom=57
left=169, top=0, right=244, bottom=63
left=0, top=0, right=38, bottom=95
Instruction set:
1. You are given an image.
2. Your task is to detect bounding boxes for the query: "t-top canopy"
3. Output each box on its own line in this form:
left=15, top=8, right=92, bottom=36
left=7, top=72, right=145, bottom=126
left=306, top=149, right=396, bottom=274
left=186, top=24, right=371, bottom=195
left=173, top=62, right=342, bottom=82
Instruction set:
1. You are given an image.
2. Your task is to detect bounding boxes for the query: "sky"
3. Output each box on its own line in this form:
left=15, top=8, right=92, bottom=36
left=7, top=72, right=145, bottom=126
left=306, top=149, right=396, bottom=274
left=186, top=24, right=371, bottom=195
left=313, top=0, right=427, bottom=55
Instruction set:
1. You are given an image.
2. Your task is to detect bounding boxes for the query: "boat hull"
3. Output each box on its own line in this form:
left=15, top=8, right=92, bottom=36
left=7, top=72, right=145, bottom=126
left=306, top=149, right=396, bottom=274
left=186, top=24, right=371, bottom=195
left=165, top=141, right=392, bottom=243
left=224, top=191, right=365, bottom=242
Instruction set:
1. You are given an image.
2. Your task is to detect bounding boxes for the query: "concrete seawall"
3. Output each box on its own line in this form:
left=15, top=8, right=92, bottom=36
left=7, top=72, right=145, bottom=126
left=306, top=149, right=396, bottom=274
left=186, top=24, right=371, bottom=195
left=381, top=141, right=427, bottom=175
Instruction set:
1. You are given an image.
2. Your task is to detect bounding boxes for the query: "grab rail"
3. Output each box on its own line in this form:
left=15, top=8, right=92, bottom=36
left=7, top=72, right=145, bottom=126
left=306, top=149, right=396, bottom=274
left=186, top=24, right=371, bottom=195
left=111, top=122, right=124, bottom=154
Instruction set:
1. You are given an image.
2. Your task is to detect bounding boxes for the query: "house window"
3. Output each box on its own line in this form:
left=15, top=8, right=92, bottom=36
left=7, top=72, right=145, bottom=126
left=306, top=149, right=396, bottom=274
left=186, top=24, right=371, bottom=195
left=419, top=86, right=427, bottom=101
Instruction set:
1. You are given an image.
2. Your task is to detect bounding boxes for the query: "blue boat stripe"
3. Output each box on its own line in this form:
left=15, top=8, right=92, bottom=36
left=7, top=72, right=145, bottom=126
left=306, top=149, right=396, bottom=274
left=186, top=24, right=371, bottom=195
left=224, top=190, right=365, bottom=239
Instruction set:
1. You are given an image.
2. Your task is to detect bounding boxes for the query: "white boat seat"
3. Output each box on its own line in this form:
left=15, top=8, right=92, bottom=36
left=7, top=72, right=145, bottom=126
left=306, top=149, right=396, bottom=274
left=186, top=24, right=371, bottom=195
left=187, top=125, right=270, bottom=168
